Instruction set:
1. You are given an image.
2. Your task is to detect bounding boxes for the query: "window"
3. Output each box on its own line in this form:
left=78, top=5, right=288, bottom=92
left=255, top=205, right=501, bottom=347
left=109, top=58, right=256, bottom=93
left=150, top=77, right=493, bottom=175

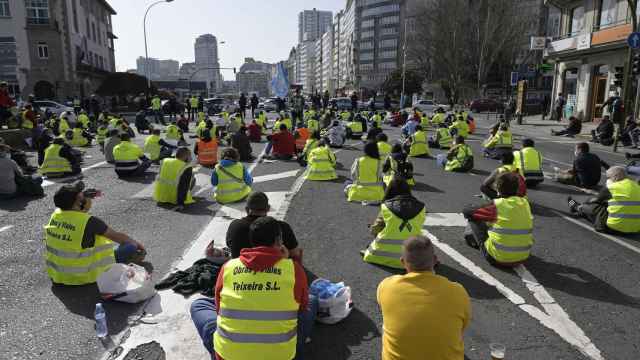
left=360, top=52, right=374, bottom=61
left=0, top=0, right=10, bottom=17
left=362, top=4, right=400, bottom=17
left=26, top=0, right=49, bottom=24
left=379, top=38, right=397, bottom=48
left=380, top=15, right=399, bottom=25
left=360, top=41, right=374, bottom=50
left=379, top=50, right=397, bottom=59
left=361, top=30, right=375, bottom=39
left=71, top=0, right=78, bottom=31
left=598, top=0, right=618, bottom=29
left=92, top=22, right=96, bottom=41
left=361, top=19, right=375, bottom=28
left=88, top=51, right=93, bottom=65
left=37, top=42, right=48, bottom=59
left=378, top=61, right=397, bottom=70
left=360, top=63, right=374, bottom=71
left=379, top=27, right=398, bottom=36
left=86, top=18, right=90, bottom=38
left=99, top=56, right=104, bottom=69
left=569, top=6, right=584, bottom=35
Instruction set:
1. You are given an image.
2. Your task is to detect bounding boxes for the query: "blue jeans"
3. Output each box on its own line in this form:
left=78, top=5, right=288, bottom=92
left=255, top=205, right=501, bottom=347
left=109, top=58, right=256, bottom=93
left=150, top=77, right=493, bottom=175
left=114, top=243, right=138, bottom=263
left=190, top=295, right=318, bottom=360
left=436, top=153, right=447, bottom=168
left=627, top=165, right=640, bottom=177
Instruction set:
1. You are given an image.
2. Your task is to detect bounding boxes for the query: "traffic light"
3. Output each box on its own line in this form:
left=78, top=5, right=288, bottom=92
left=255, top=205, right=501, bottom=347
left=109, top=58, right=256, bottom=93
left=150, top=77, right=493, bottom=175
left=633, top=54, right=640, bottom=76
left=613, top=66, right=625, bottom=87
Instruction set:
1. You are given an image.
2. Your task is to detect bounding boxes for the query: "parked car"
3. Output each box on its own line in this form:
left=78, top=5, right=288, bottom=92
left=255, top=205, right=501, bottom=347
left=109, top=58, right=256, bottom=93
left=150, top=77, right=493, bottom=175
left=469, top=98, right=504, bottom=113
left=259, top=98, right=279, bottom=112
left=413, top=99, right=436, bottom=114
left=204, top=97, right=227, bottom=115
left=34, top=100, right=77, bottom=123
left=330, top=97, right=353, bottom=111
left=366, top=97, right=400, bottom=111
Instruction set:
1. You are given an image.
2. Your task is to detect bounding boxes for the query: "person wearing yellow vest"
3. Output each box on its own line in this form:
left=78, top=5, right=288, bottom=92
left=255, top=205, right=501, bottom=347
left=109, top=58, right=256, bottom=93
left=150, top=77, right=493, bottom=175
left=190, top=216, right=315, bottom=360
left=73, top=97, right=81, bottom=115
left=480, top=152, right=527, bottom=199
left=299, top=131, right=321, bottom=164
left=405, top=125, right=430, bottom=157
left=195, top=129, right=219, bottom=167
left=40, top=138, right=81, bottom=177
left=165, top=123, right=183, bottom=143
left=211, top=148, right=252, bottom=204
left=189, top=95, right=199, bottom=121
left=449, top=115, right=469, bottom=139
left=513, top=138, right=544, bottom=187
left=364, top=178, right=425, bottom=268
left=96, top=123, right=109, bottom=150
left=45, top=181, right=146, bottom=285
left=383, top=143, right=415, bottom=186
left=58, top=114, right=70, bottom=135
left=307, top=115, right=320, bottom=134
left=568, top=166, right=640, bottom=234
left=483, top=123, right=513, bottom=159
left=77, top=110, right=90, bottom=129
left=464, top=172, right=534, bottom=267
left=153, top=147, right=195, bottom=209
left=305, top=140, right=337, bottom=181
left=430, top=109, right=445, bottom=127
left=371, top=111, right=383, bottom=128
left=376, top=133, right=392, bottom=158
left=68, top=123, right=92, bottom=147
left=145, top=128, right=177, bottom=163
left=346, top=115, right=364, bottom=139
left=377, top=235, right=471, bottom=360
left=112, top=133, right=151, bottom=178
left=256, top=111, right=267, bottom=129
left=428, top=122, right=453, bottom=149
left=345, top=141, right=385, bottom=203
left=441, top=136, right=474, bottom=173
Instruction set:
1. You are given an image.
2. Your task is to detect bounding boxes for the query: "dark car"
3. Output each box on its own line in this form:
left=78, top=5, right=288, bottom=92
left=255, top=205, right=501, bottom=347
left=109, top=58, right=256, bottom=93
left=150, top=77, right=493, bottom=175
left=204, top=98, right=226, bottom=115
left=469, top=98, right=504, bottom=113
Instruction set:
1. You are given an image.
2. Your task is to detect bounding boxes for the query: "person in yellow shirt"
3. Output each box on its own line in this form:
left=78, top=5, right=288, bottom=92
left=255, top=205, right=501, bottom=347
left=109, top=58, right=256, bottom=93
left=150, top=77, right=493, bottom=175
left=377, top=235, right=471, bottom=360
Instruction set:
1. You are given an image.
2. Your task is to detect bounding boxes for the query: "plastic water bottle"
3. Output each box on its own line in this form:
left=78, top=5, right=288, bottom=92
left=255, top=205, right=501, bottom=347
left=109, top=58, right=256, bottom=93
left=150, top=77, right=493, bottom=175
left=94, top=303, right=108, bottom=338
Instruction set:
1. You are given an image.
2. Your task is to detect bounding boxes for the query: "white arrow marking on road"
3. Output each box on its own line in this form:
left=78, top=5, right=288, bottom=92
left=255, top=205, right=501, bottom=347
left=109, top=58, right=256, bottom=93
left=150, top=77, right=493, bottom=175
left=0, top=225, right=14, bottom=233
left=425, top=213, right=468, bottom=227
left=423, top=228, right=605, bottom=360
left=42, top=161, right=109, bottom=188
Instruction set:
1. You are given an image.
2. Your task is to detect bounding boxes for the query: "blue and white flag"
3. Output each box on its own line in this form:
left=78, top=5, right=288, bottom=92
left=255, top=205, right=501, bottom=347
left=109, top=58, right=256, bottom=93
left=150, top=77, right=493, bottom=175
left=271, top=63, right=289, bottom=98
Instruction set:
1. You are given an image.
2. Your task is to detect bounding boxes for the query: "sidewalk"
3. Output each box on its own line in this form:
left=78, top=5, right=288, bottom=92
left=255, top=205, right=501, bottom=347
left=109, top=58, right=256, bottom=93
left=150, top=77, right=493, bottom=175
left=507, top=114, right=597, bottom=140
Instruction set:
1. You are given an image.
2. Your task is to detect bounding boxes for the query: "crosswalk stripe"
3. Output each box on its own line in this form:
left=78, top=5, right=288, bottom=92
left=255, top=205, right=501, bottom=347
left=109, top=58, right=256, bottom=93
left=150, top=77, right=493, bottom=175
left=424, top=213, right=467, bottom=227
left=253, top=169, right=300, bottom=184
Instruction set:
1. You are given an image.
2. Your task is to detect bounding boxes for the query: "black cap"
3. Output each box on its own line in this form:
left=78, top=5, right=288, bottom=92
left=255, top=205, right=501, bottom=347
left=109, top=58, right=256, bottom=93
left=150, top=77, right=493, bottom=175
left=54, top=181, right=85, bottom=210
left=246, top=192, right=269, bottom=211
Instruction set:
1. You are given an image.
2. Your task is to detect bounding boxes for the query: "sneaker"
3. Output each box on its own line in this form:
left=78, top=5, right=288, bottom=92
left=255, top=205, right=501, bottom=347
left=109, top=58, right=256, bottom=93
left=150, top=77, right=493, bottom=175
left=568, top=196, right=579, bottom=214
left=464, top=233, right=479, bottom=249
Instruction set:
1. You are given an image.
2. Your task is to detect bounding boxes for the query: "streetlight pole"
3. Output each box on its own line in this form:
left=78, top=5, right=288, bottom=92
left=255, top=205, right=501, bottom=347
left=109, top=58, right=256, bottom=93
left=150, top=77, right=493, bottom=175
left=400, top=18, right=409, bottom=109
left=143, top=0, right=174, bottom=93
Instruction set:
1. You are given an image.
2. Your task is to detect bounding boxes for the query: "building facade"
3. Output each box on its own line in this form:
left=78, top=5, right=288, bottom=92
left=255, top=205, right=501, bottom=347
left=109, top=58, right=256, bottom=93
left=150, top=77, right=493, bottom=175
left=194, top=34, right=221, bottom=94
left=236, top=58, right=273, bottom=97
left=298, top=8, right=333, bottom=43
left=0, top=0, right=117, bottom=100
left=545, top=0, right=635, bottom=122
left=137, top=57, right=179, bottom=80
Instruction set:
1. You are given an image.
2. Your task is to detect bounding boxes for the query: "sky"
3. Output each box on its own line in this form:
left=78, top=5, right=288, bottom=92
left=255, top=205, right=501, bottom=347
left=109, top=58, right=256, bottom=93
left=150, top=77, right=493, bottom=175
left=109, top=0, right=345, bottom=77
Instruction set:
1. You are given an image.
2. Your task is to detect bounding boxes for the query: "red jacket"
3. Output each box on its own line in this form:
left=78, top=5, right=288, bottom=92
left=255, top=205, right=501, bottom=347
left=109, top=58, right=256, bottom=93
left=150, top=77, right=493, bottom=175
left=0, top=89, right=15, bottom=108
left=213, top=246, right=309, bottom=360
left=271, top=131, right=296, bottom=156
left=247, top=123, right=262, bottom=142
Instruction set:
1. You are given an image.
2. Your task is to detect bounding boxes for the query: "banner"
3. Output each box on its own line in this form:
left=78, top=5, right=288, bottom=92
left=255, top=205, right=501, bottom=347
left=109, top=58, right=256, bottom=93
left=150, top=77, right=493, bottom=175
left=271, top=63, right=289, bottom=98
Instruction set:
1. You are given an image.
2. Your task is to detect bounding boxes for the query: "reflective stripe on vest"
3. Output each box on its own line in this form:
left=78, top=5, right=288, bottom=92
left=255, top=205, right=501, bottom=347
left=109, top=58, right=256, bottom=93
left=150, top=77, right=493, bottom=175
left=486, top=196, right=533, bottom=263
left=46, top=256, right=115, bottom=273
left=115, top=161, right=139, bottom=171
left=216, top=327, right=297, bottom=344
left=46, top=243, right=114, bottom=259
left=354, top=157, right=383, bottom=186
left=516, top=149, right=543, bottom=180
left=606, top=178, right=640, bottom=232
left=219, top=309, right=298, bottom=321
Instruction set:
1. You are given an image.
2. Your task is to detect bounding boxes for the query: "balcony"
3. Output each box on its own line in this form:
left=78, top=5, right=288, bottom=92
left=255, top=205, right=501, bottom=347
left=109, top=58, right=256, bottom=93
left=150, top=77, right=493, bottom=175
left=591, top=23, right=632, bottom=46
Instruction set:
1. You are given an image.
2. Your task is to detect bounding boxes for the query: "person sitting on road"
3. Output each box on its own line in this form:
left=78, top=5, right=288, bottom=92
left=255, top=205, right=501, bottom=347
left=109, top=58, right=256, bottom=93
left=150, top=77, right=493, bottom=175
left=513, top=138, right=544, bottom=188
left=568, top=166, right=640, bottom=234
left=463, top=172, right=534, bottom=267
left=377, top=235, right=471, bottom=360
left=165, top=122, right=182, bottom=142
left=191, top=216, right=315, bottom=360
left=305, top=139, right=337, bottom=181
left=112, top=133, right=151, bottom=178
left=135, top=109, right=152, bottom=134
left=211, top=147, right=252, bottom=204
left=428, top=122, right=453, bottom=149
left=194, top=129, right=218, bottom=168
left=590, top=115, right=614, bottom=146
left=68, top=123, right=92, bottom=147
left=224, top=192, right=302, bottom=261
left=551, top=116, right=582, bottom=137
left=145, top=128, right=177, bottom=163
left=345, top=140, right=385, bottom=204
left=265, top=124, right=296, bottom=160
left=366, top=121, right=383, bottom=142
left=96, top=120, right=109, bottom=151
left=376, top=133, right=392, bottom=158
left=247, top=119, right=263, bottom=142
left=438, top=136, right=474, bottom=173
left=364, top=178, right=425, bottom=268
left=404, top=124, right=430, bottom=158
left=153, top=147, right=195, bottom=209
left=294, top=125, right=310, bottom=154
left=555, top=142, right=609, bottom=189
left=483, top=123, right=513, bottom=159
left=40, top=137, right=81, bottom=178
left=299, top=130, right=321, bottom=165
left=230, top=125, right=254, bottom=162
left=0, top=145, right=43, bottom=199
left=44, top=181, right=146, bottom=286
left=401, top=116, right=418, bottom=138
left=326, top=120, right=347, bottom=148
left=383, top=143, right=415, bottom=186
left=103, top=129, right=121, bottom=164
left=346, top=113, right=364, bottom=139
left=449, top=114, right=469, bottom=139
left=480, top=152, right=526, bottom=199
left=177, top=114, right=189, bottom=134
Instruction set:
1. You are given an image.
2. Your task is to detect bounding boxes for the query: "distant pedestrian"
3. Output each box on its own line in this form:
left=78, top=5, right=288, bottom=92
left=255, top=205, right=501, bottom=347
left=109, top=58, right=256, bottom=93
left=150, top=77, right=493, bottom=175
left=542, top=94, right=550, bottom=120
left=350, top=92, right=359, bottom=111
left=239, top=93, right=247, bottom=120
left=384, top=94, right=391, bottom=111
left=554, top=92, right=566, bottom=122
left=250, top=93, right=259, bottom=118
left=322, top=90, right=330, bottom=110
left=292, top=89, right=305, bottom=127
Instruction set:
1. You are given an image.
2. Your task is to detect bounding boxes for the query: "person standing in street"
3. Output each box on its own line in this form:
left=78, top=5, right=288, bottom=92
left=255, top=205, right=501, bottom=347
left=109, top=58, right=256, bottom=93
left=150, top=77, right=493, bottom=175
left=377, top=235, right=471, bottom=360
left=250, top=93, right=259, bottom=119
left=190, top=95, right=199, bottom=121
left=350, top=92, right=359, bottom=112
left=554, top=92, right=566, bottom=122
left=239, top=93, right=248, bottom=120
left=322, top=90, right=330, bottom=110
left=151, top=94, right=162, bottom=124
left=292, top=89, right=305, bottom=127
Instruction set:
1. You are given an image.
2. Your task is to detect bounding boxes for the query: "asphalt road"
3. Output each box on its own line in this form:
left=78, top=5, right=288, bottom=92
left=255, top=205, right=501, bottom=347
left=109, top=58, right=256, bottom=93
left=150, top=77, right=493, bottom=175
left=1, top=113, right=639, bottom=360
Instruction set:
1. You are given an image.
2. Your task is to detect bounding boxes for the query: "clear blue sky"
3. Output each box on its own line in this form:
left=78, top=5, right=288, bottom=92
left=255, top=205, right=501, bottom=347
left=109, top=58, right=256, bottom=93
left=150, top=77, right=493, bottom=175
left=109, top=0, right=345, bottom=77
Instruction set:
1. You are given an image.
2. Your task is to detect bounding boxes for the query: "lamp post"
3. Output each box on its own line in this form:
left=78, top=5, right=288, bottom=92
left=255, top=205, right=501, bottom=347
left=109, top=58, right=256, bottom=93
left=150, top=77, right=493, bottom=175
left=400, top=18, right=409, bottom=109
left=143, top=0, right=174, bottom=92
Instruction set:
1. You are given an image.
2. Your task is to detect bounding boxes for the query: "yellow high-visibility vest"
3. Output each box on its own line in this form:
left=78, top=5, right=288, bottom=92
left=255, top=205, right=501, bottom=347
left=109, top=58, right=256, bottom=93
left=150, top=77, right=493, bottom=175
left=486, top=196, right=533, bottom=264
left=306, top=146, right=337, bottom=181
left=409, top=130, right=430, bottom=157
left=214, top=162, right=251, bottom=204
left=153, top=158, right=195, bottom=205
left=347, top=156, right=384, bottom=203
left=144, top=135, right=162, bottom=161
left=40, top=144, right=72, bottom=176
left=513, top=147, right=543, bottom=181
left=607, top=178, right=640, bottom=233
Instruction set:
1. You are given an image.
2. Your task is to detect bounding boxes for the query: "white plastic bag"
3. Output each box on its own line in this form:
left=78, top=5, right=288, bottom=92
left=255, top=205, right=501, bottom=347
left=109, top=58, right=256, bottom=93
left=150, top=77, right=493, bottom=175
left=97, top=264, right=156, bottom=303
left=311, top=279, right=353, bottom=325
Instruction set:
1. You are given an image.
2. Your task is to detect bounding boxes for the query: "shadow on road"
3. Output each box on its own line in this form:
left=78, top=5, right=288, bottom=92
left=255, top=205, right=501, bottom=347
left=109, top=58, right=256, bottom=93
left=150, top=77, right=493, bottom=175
left=436, top=264, right=503, bottom=300
left=525, top=256, right=640, bottom=309
left=412, top=182, right=444, bottom=193
left=51, top=283, right=142, bottom=336
left=0, top=194, right=46, bottom=212
left=469, top=169, right=491, bottom=176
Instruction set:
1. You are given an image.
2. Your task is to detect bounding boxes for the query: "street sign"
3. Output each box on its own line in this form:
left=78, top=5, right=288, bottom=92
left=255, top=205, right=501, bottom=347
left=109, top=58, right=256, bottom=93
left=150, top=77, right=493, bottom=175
left=530, top=36, right=546, bottom=50
left=510, top=72, right=519, bottom=86
left=628, top=32, right=640, bottom=49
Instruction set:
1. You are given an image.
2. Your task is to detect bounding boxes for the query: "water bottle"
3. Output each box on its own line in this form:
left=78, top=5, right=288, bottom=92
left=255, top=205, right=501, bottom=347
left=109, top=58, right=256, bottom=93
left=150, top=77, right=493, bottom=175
left=94, top=303, right=108, bottom=338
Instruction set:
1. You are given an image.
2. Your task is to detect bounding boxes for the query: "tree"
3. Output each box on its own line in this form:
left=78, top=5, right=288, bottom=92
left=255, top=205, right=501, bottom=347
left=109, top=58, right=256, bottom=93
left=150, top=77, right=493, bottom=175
left=96, top=72, right=154, bottom=96
left=382, top=69, right=425, bottom=98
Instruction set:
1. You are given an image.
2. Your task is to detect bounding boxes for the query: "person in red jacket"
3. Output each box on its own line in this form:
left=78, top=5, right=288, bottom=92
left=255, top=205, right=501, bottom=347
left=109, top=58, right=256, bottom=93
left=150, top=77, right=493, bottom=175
left=190, top=216, right=317, bottom=360
left=0, top=81, right=16, bottom=128
left=265, top=123, right=296, bottom=160
left=247, top=119, right=262, bottom=142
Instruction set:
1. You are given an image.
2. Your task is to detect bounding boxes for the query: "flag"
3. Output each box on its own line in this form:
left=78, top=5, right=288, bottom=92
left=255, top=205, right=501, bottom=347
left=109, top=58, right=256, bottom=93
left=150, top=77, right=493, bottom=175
left=271, top=63, right=289, bottom=98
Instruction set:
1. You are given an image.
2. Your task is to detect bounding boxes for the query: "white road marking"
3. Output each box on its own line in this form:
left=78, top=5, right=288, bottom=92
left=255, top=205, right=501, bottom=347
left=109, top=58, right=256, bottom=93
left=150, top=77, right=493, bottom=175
left=42, top=161, right=109, bottom=188
left=552, top=210, right=640, bottom=256
left=0, top=225, right=14, bottom=233
left=194, top=147, right=267, bottom=197
left=131, top=172, right=210, bottom=199
left=253, top=169, right=300, bottom=183
left=425, top=213, right=467, bottom=227
left=423, top=230, right=604, bottom=360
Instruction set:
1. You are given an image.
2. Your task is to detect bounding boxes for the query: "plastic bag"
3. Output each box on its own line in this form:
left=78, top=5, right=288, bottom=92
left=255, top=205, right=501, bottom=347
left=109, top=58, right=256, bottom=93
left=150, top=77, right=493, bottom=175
left=97, top=264, right=156, bottom=303
left=310, top=278, right=353, bottom=324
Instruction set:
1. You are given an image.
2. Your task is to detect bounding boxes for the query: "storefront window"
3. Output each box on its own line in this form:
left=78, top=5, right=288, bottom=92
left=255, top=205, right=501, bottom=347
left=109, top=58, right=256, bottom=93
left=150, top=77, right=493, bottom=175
left=569, top=6, right=584, bottom=36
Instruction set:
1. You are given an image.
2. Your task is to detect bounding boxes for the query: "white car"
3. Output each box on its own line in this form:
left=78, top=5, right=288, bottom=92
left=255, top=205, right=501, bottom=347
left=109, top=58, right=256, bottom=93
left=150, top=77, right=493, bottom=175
left=413, top=99, right=436, bottom=114
left=34, top=100, right=77, bottom=123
